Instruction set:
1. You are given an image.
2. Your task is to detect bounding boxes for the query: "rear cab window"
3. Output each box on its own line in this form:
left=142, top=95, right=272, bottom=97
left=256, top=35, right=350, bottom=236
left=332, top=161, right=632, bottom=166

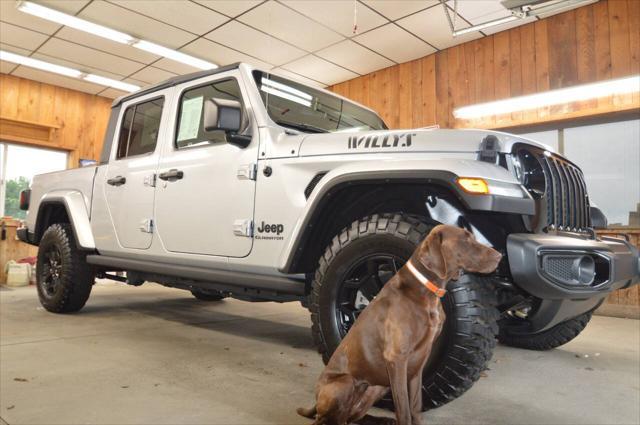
left=116, top=97, right=164, bottom=159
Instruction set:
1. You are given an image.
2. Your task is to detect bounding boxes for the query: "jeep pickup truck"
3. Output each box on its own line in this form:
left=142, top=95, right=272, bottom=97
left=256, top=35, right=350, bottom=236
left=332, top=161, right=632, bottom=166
left=18, top=62, right=640, bottom=409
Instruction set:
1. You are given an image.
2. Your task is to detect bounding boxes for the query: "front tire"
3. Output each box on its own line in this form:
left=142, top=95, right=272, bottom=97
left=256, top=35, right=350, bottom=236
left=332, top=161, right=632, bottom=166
left=308, top=213, right=499, bottom=410
left=498, top=311, right=593, bottom=350
left=36, top=223, right=94, bottom=313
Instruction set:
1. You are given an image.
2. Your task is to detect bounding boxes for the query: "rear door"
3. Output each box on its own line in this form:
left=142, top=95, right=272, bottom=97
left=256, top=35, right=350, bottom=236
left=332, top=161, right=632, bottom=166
left=104, top=93, right=167, bottom=249
left=154, top=71, right=258, bottom=257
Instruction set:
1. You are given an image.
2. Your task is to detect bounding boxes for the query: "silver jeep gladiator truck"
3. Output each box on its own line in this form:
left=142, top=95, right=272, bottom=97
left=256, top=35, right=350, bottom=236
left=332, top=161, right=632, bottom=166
left=18, top=62, right=640, bottom=409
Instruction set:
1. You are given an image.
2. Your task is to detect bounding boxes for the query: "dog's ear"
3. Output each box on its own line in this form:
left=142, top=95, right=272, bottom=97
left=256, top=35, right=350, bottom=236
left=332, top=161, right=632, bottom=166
left=417, top=227, right=450, bottom=280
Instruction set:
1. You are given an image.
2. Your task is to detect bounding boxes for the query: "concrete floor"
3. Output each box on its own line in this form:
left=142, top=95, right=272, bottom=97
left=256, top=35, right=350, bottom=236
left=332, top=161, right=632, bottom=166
left=1, top=281, right=638, bottom=425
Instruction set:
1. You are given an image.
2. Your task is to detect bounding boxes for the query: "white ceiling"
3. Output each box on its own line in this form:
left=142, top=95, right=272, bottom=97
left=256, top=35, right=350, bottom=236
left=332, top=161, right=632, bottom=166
left=0, top=0, right=557, bottom=99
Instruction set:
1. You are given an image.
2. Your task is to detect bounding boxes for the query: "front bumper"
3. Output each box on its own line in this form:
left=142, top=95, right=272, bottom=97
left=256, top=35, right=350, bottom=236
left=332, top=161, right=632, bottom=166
left=17, top=226, right=37, bottom=246
left=507, top=231, right=639, bottom=300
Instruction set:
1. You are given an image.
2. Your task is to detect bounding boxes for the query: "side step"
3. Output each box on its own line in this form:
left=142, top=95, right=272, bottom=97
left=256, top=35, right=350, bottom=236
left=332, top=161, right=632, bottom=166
left=86, top=255, right=305, bottom=296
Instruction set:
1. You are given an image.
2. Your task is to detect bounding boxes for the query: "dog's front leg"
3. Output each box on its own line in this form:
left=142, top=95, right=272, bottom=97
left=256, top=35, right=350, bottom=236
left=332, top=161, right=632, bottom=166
left=386, top=358, right=411, bottom=425
left=408, top=373, right=424, bottom=425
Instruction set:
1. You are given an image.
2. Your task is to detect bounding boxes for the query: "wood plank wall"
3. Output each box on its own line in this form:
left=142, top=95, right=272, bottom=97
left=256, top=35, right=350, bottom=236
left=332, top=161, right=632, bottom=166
left=329, top=0, right=639, bottom=130
left=0, top=74, right=112, bottom=166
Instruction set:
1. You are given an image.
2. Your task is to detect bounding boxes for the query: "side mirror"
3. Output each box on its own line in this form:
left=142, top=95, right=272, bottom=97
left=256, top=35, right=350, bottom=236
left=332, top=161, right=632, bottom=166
left=203, top=98, right=251, bottom=148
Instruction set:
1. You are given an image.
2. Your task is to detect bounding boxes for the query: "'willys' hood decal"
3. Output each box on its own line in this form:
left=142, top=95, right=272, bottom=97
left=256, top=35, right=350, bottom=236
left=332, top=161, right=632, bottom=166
left=298, top=128, right=553, bottom=157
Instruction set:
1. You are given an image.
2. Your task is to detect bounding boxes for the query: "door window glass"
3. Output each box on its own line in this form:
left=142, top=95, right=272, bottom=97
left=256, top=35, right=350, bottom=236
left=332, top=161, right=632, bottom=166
left=176, top=79, right=243, bottom=149
left=116, top=97, right=164, bottom=159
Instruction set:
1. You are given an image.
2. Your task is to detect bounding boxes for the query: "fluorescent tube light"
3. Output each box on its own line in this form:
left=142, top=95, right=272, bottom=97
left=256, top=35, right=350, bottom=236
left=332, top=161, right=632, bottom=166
left=262, top=77, right=312, bottom=100
left=84, top=74, right=140, bottom=92
left=0, top=50, right=82, bottom=78
left=454, top=75, right=640, bottom=119
left=1, top=50, right=139, bottom=92
left=134, top=41, right=216, bottom=70
left=17, top=1, right=217, bottom=70
left=18, top=1, right=134, bottom=44
left=453, top=15, right=520, bottom=36
left=261, top=86, right=311, bottom=107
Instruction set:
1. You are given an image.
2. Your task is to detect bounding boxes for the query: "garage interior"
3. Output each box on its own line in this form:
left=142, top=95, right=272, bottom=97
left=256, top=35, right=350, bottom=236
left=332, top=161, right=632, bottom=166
left=1, top=0, right=639, bottom=424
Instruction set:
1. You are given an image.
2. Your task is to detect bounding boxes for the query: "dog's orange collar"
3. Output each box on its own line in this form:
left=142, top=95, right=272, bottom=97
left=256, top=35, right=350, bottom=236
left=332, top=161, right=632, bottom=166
left=406, top=260, right=446, bottom=298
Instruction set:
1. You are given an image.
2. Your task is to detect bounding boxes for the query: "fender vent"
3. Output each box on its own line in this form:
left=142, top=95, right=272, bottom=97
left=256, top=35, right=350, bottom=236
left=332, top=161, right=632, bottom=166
left=305, top=172, right=327, bottom=199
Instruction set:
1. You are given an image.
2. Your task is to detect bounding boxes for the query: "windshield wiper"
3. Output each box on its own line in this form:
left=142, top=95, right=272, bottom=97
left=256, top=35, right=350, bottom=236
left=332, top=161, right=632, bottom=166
left=274, top=120, right=329, bottom=134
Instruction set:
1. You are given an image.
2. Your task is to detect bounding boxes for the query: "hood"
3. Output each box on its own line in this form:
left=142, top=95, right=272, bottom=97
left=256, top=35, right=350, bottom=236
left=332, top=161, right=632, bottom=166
left=297, top=128, right=554, bottom=157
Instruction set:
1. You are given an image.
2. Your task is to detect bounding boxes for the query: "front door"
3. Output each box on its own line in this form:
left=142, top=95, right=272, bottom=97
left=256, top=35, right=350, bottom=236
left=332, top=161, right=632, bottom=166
left=154, top=74, right=257, bottom=257
left=104, top=94, right=166, bottom=249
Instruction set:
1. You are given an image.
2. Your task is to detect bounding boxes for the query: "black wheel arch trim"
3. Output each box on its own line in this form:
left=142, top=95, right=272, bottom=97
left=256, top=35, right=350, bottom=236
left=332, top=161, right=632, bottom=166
left=280, top=169, right=534, bottom=273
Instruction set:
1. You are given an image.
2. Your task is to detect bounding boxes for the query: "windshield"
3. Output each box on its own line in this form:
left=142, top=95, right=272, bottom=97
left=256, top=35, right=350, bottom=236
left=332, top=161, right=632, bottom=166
left=253, top=71, right=387, bottom=133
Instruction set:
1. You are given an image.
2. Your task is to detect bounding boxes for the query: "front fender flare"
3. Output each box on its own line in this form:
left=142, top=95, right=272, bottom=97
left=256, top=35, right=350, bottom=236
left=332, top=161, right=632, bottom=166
left=37, top=190, right=95, bottom=250
left=278, top=168, right=533, bottom=273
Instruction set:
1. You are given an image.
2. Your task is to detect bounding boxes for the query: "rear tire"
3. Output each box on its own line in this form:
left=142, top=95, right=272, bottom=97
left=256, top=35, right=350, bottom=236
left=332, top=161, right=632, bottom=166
left=498, top=312, right=592, bottom=350
left=191, top=289, right=227, bottom=301
left=36, top=223, right=94, bottom=313
left=308, top=213, right=499, bottom=410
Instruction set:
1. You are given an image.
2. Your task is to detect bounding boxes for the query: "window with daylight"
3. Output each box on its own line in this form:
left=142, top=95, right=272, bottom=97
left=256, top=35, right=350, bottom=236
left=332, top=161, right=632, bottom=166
left=0, top=143, right=68, bottom=220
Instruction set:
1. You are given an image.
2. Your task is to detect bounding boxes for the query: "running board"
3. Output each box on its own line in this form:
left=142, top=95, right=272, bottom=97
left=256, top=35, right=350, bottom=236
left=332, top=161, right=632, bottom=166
left=86, top=255, right=305, bottom=296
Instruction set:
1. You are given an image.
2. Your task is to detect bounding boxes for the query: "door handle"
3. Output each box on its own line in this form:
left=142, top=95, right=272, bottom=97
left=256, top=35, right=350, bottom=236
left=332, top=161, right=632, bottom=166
left=107, top=176, right=126, bottom=186
left=158, top=169, right=184, bottom=181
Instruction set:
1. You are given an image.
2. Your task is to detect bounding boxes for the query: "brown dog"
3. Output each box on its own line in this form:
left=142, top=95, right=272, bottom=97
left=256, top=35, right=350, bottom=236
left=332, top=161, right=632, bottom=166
left=298, top=225, right=502, bottom=425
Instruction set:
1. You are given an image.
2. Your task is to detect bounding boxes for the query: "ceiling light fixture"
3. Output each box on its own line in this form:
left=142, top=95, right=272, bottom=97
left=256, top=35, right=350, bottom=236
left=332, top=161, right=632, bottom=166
left=452, top=15, right=520, bottom=36
left=1, top=50, right=140, bottom=92
left=133, top=41, right=216, bottom=70
left=454, top=75, right=640, bottom=119
left=16, top=1, right=217, bottom=70
left=0, top=50, right=83, bottom=78
left=83, top=74, right=140, bottom=92
left=17, top=1, right=134, bottom=44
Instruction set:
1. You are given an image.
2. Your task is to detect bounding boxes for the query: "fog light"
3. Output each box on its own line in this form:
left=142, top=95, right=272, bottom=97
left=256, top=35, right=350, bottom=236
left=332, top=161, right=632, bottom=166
left=572, top=255, right=595, bottom=285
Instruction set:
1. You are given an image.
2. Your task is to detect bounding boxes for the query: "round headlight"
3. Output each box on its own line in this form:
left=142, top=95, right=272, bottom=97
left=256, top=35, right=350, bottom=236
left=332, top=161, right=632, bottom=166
left=516, top=149, right=545, bottom=198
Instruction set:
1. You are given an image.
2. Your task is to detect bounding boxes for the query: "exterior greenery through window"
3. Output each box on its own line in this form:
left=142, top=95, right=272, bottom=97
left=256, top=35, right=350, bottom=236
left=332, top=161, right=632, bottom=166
left=253, top=71, right=387, bottom=134
left=0, top=143, right=67, bottom=220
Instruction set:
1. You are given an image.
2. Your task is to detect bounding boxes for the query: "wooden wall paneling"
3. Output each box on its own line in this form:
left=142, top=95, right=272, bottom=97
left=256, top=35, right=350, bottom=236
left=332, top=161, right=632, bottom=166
left=398, top=61, right=413, bottom=128
left=421, top=55, right=437, bottom=126
left=534, top=20, right=551, bottom=120
left=576, top=5, right=598, bottom=111
left=435, top=51, right=451, bottom=128
left=0, top=74, right=111, bottom=167
left=509, top=27, right=524, bottom=123
left=628, top=0, right=640, bottom=106
left=0, top=75, right=19, bottom=119
left=607, top=0, right=633, bottom=110
left=547, top=11, right=579, bottom=89
left=447, top=46, right=466, bottom=128
left=608, top=0, right=631, bottom=78
left=493, top=31, right=511, bottom=127
left=410, top=59, right=424, bottom=127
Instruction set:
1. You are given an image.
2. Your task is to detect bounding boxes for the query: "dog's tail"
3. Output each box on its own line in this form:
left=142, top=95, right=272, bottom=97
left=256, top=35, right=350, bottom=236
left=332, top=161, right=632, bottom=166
left=296, top=405, right=317, bottom=419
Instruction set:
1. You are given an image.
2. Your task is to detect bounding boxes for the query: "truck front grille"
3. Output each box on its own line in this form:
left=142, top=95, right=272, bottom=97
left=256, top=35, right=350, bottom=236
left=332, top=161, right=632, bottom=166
left=539, top=153, right=591, bottom=231
left=514, top=144, right=591, bottom=231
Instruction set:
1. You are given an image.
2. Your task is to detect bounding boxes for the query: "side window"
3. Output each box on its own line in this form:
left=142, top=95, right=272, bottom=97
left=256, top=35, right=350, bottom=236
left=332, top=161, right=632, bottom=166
left=176, top=78, right=243, bottom=149
left=116, top=97, right=164, bottom=159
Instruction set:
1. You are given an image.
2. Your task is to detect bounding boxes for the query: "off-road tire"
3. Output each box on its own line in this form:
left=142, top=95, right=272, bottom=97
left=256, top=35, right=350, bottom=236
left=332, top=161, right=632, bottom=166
left=36, top=223, right=94, bottom=313
left=498, top=311, right=592, bottom=350
left=191, top=290, right=227, bottom=301
left=308, top=213, right=499, bottom=410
